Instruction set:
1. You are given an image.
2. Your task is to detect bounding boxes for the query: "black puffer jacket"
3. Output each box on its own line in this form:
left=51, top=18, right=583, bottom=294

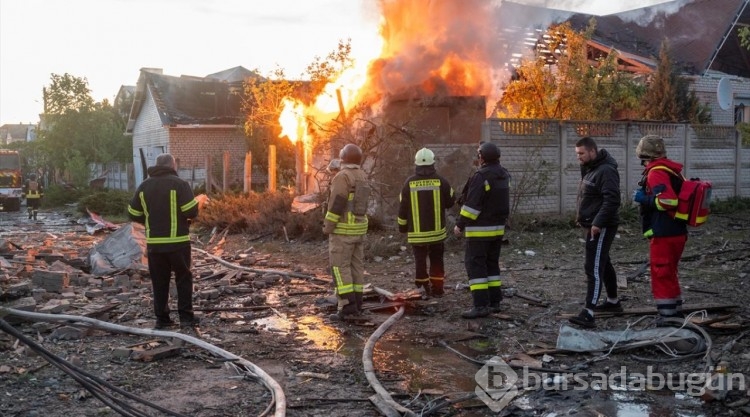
left=576, top=149, right=621, bottom=228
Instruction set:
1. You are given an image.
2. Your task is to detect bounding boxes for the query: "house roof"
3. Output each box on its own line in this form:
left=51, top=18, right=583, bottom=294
left=568, top=0, right=750, bottom=77
left=126, top=68, right=254, bottom=133
left=0, top=123, right=35, bottom=143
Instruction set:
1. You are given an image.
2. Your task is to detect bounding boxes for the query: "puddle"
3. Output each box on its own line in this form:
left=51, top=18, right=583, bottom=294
left=251, top=314, right=349, bottom=351
left=372, top=339, right=479, bottom=393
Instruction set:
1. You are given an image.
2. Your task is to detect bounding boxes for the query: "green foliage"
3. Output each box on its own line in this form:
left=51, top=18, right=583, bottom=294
left=41, top=184, right=87, bottom=208
left=195, top=191, right=310, bottom=238
left=641, top=40, right=711, bottom=124
left=37, top=73, right=132, bottom=186
left=710, top=196, right=750, bottom=214
left=737, top=122, right=750, bottom=145
left=77, top=189, right=132, bottom=217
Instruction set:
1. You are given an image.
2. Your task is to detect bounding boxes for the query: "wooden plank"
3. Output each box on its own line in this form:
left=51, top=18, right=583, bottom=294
left=559, top=303, right=739, bottom=318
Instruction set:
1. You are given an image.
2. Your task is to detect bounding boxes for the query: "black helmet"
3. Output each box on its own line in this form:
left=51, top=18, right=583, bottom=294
left=29, top=173, right=37, bottom=181
left=339, top=143, right=363, bottom=165
left=478, top=142, right=500, bottom=163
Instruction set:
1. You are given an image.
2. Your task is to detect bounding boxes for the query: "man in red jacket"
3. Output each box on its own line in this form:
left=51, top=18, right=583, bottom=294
left=633, top=135, right=688, bottom=321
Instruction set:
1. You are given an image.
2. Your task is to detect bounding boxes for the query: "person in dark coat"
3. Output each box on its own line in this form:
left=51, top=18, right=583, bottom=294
left=453, top=142, right=511, bottom=319
left=128, top=153, right=201, bottom=330
left=398, top=148, right=455, bottom=297
left=569, top=137, right=622, bottom=328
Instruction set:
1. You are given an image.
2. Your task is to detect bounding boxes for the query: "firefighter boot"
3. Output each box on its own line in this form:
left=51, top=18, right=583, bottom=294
left=28, top=208, right=32, bottom=219
left=415, top=278, right=431, bottom=298
left=33, top=210, right=38, bottom=221
left=461, top=289, right=490, bottom=319
left=430, top=277, right=445, bottom=298
left=330, top=293, right=358, bottom=321
left=488, top=287, right=503, bottom=313
left=354, top=292, right=370, bottom=316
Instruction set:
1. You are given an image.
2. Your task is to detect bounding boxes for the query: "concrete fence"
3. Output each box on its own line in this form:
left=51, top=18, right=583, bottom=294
left=475, top=120, right=748, bottom=215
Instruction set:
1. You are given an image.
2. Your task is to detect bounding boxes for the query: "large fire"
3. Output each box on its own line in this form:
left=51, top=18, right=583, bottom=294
left=279, top=0, right=527, bottom=189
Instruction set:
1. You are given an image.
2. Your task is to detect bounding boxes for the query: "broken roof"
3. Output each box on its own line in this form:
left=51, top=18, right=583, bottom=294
left=568, top=0, right=750, bottom=77
left=126, top=67, right=260, bottom=133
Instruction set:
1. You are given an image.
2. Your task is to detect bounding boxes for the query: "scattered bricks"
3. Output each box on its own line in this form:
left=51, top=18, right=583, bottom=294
left=101, top=287, right=123, bottom=296
left=39, top=300, right=71, bottom=314
left=115, top=292, right=135, bottom=302
left=37, top=251, right=66, bottom=264
left=1, top=281, right=32, bottom=300
left=84, top=289, right=105, bottom=298
left=199, top=288, right=220, bottom=300
left=31, top=270, right=70, bottom=293
left=31, top=288, right=47, bottom=302
left=114, top=275, right=131, bottom=289
left=5, top=296, right=37, bottom=312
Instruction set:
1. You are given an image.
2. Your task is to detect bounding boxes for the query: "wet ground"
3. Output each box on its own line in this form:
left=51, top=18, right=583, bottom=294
left=1, top=207, right=749, bottom=416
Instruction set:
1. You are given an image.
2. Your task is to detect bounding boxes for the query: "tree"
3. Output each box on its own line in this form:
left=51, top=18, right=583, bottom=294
left=35, top=73, right=132, bottom=185
left=641, top=40, right=711, bottom=123
left=496, top=21, right=645, bottom=121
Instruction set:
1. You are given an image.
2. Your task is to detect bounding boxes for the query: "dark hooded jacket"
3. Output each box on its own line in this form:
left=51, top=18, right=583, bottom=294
left=456, top=161, right=510, bottom=240
left=576, top=149, right=621, bottom=228
left=127, top=165, right=198, bottom=252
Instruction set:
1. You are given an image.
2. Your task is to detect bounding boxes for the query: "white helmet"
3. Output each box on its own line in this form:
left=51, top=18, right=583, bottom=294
left=414, top=148, right=435, bottom=166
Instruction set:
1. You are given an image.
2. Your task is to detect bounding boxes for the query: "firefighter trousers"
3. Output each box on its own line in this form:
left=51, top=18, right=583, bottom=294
left=329, top=233, right=365, bottom=313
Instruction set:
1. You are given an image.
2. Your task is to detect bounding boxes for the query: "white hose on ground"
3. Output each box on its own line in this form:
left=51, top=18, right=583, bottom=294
left=362, top=305, right=416, bottom=417
left=0, top=307, right=286, bottom=417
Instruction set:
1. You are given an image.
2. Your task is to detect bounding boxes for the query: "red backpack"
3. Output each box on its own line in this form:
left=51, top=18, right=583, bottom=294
left=649, top=166, right=712, bottom=227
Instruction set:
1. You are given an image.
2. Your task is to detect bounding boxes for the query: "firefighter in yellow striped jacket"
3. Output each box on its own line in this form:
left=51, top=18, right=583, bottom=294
left=453, top=142, right=511, bottom=319
left=128, top=153, right=201, bottom=330
left=397, top=148, right=455, bottom=297
left=323, top=144, right=370, bottom=320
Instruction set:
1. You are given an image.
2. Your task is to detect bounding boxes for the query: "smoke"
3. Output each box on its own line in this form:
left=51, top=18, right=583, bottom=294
left=616, top=0, right=696, bottom=26
left=362, top=0, right=576, bottom=108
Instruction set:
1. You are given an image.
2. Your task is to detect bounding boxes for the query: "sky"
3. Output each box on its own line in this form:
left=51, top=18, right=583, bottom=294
left=0, top=0, right=685, bottom=127
left=0, top=0, right=382, bottom=126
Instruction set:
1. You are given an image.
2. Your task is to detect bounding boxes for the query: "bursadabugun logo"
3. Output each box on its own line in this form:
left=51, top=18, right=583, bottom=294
left=475, top=356, right=519, bottom=412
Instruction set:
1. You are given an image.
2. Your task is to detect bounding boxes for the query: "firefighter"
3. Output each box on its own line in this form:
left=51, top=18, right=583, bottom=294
left=453, top=142, right=511, bottom=319
left=127, top=153, right=201, bottom=330
left=397, top=148, right=455, bottom=297
left=323, top=144, right=370, bottom=320
left=22, top=173, right=43, bottom=220
left=633, top=135, right=688, bottom=321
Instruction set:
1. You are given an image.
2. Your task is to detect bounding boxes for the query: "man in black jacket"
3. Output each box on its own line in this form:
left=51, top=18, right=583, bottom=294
left=569, top=137, right=622, bottom=328
left=398, top=148, right=455, bottom=297
left=128, top=153, right=200, bottom=330
left=453, top=142, right=510, bottom=319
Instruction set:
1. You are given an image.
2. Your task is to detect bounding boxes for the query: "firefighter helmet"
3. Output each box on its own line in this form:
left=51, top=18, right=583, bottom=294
left=414, top=148, right=435, bottom=166
left=478, top=142, right=501, bottom=163
left=339, top=144, right=363, bottom=165
left=636, top=135, right=666, bottom=160
left=29, top=173, right=37, bottom=181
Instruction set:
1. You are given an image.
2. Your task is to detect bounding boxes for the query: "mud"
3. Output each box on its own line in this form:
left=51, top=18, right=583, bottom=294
left=1, top=207, right=749, bottom=417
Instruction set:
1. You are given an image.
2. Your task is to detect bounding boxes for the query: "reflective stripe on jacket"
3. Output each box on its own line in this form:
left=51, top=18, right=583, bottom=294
left=397, top=165, right=455, bottom=244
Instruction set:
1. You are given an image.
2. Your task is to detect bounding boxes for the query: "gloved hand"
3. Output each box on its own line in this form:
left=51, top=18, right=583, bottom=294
left=633, top=189, right=647, bottom=204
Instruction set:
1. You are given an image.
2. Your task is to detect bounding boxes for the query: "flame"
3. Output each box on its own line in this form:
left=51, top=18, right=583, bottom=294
left=278, top=98, right=307, bottom=144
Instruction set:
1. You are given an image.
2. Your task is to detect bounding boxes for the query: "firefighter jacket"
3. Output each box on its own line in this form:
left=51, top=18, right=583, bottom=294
left=127, top=165, right=199, bottom=252
left=576, top=149, right=620, bottom=228
left=456, top=162, right=510, bottom=240
left=397, top=165, right=455, bottom=244
left=638, top=158, right=688, bottom=238
left=23, top=179, right=43, bottom=199
left=323, top=164, right=368, bottom=236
